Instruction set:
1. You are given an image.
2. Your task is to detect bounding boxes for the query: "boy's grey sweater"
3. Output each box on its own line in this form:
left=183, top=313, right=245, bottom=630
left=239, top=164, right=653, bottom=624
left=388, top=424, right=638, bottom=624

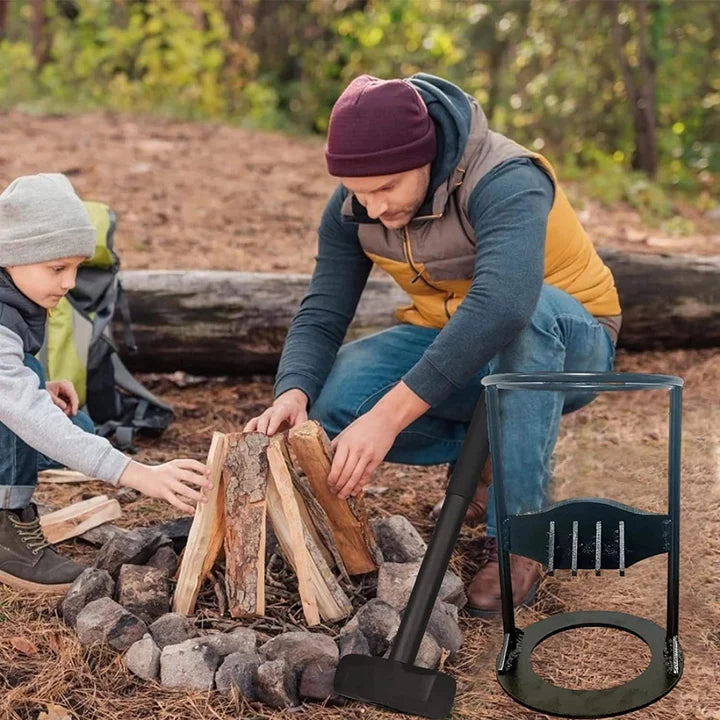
left=0, top=271, right=129, bottom=485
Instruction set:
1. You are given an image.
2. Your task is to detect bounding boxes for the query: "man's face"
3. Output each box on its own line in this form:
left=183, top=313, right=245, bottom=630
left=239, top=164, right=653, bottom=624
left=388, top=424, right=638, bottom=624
left=4, top=256, right=86, bottom=309
left=339, top=164, right=431, bottom=230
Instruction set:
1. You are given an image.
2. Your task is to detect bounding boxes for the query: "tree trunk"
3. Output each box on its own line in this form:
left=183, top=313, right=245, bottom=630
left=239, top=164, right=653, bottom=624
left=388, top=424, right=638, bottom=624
left=598, top=249, right=720, bottom=349
left=223, top=0, right=246, bottom=42
left=483, top=0, right=531, bottom=124
left=115, top=269, right=405, bottom=375
left=114, top=252, right=720, bottom=375
left=30, top=0, right=51, bottom=67
left=0, top=0, right=9, bottom=39
left=609, top=0, right=659, bottom=177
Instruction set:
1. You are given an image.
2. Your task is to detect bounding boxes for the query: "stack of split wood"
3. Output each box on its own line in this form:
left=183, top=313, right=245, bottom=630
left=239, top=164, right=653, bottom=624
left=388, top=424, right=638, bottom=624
left=172, top=421, right=379, bottom=626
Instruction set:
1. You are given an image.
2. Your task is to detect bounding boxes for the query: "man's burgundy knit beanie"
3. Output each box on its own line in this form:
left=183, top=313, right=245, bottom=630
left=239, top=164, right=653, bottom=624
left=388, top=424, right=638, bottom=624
left=325, top=75, right=436, bottom=177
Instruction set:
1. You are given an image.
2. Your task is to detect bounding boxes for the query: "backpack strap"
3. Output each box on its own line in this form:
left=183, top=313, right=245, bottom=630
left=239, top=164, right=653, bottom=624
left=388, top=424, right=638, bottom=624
left=95, top=419, right=137, bottom=452
left=115, top=281, right=138, bottom=354
left=111, top=354, right=172, bottom=412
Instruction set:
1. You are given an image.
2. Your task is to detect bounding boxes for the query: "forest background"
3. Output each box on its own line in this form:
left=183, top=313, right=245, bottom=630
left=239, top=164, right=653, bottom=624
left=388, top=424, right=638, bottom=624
left=1, top=3, right=720, bottom=720
left=0, top=0, right=718, bottom=236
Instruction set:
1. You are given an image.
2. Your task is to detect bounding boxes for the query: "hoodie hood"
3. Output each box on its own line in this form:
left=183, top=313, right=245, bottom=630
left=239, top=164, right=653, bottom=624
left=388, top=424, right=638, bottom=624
left=408, top=73, right=475, bottom=203
left=343, top=73, right=481, bottom=222
left=0, top=270, right=46, bottom=354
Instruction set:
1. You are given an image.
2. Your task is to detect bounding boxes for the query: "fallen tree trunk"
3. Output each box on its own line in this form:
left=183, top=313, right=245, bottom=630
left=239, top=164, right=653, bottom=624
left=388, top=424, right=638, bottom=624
left=115, top=250, right=720, bottom=375
left=597, top=249, right=720, bottom=349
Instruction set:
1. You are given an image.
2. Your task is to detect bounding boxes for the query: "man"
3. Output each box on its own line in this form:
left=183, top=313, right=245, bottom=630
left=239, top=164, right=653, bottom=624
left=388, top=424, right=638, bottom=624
left=245, top=73, right=621, bottom=615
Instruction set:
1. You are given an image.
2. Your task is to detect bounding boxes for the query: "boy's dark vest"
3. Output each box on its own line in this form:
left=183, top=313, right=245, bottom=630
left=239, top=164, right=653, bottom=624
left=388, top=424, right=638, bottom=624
left=0, top=270, right=45, bottom=354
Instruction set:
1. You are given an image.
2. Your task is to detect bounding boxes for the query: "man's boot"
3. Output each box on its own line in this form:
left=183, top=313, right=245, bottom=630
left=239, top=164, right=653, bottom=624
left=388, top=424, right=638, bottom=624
left=429, top=458, right=492, bottom=526
left=0, top=504, right=85, bottom=594
left=465, top=537, right=542, bottom=617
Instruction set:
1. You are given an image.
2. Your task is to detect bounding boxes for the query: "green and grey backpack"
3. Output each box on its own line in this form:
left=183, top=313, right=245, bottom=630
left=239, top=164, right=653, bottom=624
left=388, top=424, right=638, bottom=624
left=38, top=201, right=173, bottom=450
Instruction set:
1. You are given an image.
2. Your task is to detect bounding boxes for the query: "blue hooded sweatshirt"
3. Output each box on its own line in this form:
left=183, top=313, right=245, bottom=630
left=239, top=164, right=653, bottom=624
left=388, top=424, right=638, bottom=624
left=273, top=75, right=554, bottom=409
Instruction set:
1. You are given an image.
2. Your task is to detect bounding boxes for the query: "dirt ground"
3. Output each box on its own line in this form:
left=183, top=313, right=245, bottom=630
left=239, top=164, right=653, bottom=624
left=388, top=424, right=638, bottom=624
left=0, top=110, right=719, bottom=720
left=1, top=109, right=718, bottom=273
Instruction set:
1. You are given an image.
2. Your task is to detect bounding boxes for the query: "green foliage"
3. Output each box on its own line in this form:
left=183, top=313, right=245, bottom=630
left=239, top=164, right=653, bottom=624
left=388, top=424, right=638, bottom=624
left=0, top=39, right=37, bottom=105
left=37, top=0, right=234, bottom=117
left=0, top=0, right=717, bottom=204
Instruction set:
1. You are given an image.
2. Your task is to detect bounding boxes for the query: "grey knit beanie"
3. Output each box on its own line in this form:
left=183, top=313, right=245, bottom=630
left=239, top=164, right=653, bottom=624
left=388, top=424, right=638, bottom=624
left=0, top=173, right=96, bottom=266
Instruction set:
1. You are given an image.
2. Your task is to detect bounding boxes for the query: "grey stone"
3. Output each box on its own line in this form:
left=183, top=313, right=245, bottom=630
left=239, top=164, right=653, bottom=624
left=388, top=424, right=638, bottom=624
left=415, top=633, right=443, bottom=669
left=148, top=613, right=199, bottom=649
left=160, top=638, right=220, bottom=690
left=94, top=528, right=171, bottom=578
left=76, top=597, right=147, bottom=652
left=384, top=632, right=443, bottom=670
left=61, top=568, right=115, bottom=627
left=125, top=633, right=161, bottom=681
left=341, top=599, right=401, bottom=657
left=337, top=628, right=370, bottom=658
left=259, top=631, right=338, bottom=673
left=420, top=601, right=463, bottom=658
left=151, top=517, right=193, bottom=554
left=146, top=545, right=178, bottom=576
left=376, top=561, right=466, bottom=610
left=299, top=656, right=339, bottom=701
left=215, top=651, right=261, bottom=698
left=79, top=524, right=128, bottom=546
left=116, top=564, right=169, bottom=624
left=371, top=515, right=427, bottom=563
left=256, top=658, right=299, bottom=709
left=199, top=627, right=257, bottom=658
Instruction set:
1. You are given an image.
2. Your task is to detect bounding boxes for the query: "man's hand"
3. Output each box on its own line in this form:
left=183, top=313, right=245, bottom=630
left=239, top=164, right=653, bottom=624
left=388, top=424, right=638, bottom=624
left=327, top=409, right=399, bottom=499
left=243, top=388, right=309, bottom=436
left=326, top=380, right=430, bottom=500
left=46, top=380, right=79, bottom=416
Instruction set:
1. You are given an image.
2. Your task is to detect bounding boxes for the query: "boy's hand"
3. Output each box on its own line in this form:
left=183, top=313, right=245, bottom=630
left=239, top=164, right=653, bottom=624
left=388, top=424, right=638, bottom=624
left=46, top=380, right=79, bottom=416
left=244, top=388, right=309, bottom=436
left=118, top=459, right=212, bottom=514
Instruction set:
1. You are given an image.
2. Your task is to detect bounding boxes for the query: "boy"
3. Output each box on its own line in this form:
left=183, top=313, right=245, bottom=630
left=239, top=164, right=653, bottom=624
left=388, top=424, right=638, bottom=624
left=0, top=173, right=211, bottom=594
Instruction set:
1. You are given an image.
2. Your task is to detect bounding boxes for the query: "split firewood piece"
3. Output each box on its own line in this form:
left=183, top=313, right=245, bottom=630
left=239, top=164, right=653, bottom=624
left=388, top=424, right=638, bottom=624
left=266, top=439, right=320, bottom=626
left=276, top=437, right=347, bottom=581
left=172, top=432, right=229, bottom=615
left=38, top=469, right=93, bottom=484
left=288, top=421, right=379, bottom=575
left=223, top=433, right=268, bottom=619
left=267, top=438, right=352, bottom=623
left=40, top=495, right=122, bottom=544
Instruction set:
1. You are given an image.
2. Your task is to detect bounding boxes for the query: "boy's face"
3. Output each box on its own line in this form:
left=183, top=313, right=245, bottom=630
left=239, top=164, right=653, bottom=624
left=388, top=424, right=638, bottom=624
left=4, top=256, right=86, bottom=309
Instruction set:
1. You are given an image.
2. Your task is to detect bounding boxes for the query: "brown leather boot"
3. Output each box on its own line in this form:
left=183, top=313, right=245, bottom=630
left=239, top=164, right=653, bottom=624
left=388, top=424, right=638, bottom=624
left=0, top=504, right=85, bottom=594
left=465, top=537, right=542, bottom=617
left=429, top=459, right=492, bottom=526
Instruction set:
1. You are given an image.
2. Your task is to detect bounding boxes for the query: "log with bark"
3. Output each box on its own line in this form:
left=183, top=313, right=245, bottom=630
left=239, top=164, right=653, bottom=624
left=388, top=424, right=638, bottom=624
left=116, top=269, right=403, bottom=375
left=115, top=251, right=720, bottom=375
left=223, top=433, right=269, bottom=619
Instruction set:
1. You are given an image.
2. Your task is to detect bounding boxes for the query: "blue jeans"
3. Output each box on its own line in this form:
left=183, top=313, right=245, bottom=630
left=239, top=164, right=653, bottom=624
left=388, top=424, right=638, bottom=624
left=0, top=353, right=95, bottom=509
left=308, top=285, right=616, bottom=537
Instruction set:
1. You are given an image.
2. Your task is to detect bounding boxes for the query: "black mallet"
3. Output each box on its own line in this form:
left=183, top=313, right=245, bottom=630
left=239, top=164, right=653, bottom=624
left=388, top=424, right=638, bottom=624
left=334, top=394, right=489, bottom=718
